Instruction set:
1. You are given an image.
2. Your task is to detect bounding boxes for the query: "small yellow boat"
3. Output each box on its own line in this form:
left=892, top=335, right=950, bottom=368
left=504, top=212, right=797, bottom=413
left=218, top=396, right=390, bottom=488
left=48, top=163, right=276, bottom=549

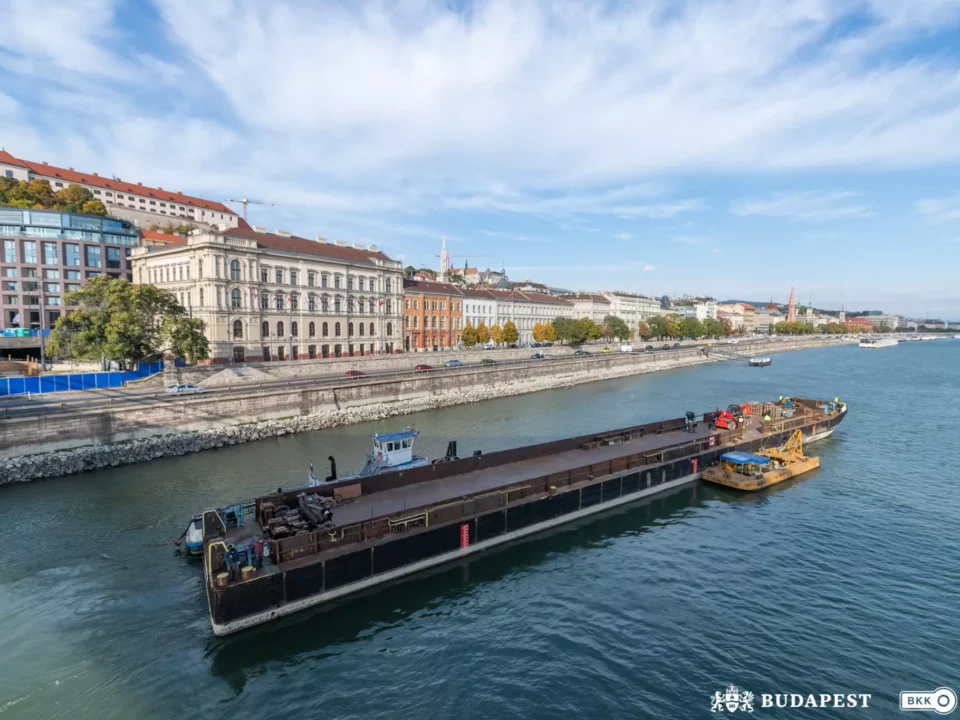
left=702, top=430, right=819, bottom=491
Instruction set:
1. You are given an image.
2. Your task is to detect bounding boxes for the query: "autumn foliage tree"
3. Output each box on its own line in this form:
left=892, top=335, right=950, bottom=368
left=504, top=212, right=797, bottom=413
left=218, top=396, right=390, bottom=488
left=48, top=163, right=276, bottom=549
left=476, top=320, right=491, bottom=344
left=489, top=324, right=503, bottom=345
left=461, top=322, right=478, bottom=347
left=0, top=179, right=107, bottom=215
left=501, top=320, right=519, bottom=345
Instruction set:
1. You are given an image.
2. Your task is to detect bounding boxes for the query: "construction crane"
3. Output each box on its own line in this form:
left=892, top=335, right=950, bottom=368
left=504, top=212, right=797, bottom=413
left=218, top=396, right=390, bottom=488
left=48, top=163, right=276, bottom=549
left=223, top=198, right=306, bottom=222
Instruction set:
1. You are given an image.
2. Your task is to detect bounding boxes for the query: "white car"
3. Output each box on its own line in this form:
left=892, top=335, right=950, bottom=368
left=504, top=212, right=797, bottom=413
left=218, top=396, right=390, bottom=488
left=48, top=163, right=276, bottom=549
left=165, top=383, right=205, bottom=394
left=727, top=339, right=739, bottom=344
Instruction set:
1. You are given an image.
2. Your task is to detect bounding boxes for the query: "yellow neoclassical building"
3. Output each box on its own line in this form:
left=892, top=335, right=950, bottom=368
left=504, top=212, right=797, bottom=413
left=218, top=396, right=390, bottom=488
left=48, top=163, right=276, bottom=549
left=131, top=224, right=404, bottom=363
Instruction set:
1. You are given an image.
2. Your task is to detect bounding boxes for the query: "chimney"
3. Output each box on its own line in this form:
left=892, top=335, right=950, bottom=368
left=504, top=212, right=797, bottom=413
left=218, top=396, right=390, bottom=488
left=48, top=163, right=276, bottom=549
left=353, top=243, right=366, bottom=250
left=69, top=167, right=74, bottom=170
left=276, top=230, right=292, bottom=237
left=93, top=172, right=98, bottom=176
left=315, top=236, right=326, bottom=242
left=335, top=240, right=348, bottom=247
left=253, top=224, right=266, bottom=232
left=138, top=182, right=142, bottom=186
left=368, top=244, right=379, bottom=251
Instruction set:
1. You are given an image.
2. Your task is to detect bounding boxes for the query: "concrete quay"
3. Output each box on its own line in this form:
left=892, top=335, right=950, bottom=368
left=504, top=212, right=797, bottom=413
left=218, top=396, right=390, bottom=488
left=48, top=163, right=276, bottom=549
left=0, top=337, right=850, bottom=485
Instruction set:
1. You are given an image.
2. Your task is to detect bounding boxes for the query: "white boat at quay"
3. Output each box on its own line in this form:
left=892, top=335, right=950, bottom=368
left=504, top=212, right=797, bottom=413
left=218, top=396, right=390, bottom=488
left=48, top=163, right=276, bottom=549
left=859, top=337, right=898, bottom=349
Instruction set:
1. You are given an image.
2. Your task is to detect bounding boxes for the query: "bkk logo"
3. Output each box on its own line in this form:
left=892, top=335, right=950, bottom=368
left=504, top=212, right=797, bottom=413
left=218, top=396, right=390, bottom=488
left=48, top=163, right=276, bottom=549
left=711, top=686, right=872, bottom=713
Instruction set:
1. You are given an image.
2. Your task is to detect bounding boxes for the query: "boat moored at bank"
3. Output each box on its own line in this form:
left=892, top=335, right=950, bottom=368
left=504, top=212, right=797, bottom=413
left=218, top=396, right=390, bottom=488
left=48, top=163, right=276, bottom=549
left=859, top=337, right=898, bottom=349
left=198, top=396, right=847, bottom=636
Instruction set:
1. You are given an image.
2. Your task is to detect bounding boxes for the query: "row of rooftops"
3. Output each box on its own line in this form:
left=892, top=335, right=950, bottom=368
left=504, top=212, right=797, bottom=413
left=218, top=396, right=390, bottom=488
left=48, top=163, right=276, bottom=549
left=403, top=279, right=573, bottom=304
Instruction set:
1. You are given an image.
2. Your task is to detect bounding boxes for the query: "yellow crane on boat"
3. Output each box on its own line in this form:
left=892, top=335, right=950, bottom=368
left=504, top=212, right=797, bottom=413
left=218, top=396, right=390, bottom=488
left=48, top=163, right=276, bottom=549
left=702, top=430, right=819, bottom=491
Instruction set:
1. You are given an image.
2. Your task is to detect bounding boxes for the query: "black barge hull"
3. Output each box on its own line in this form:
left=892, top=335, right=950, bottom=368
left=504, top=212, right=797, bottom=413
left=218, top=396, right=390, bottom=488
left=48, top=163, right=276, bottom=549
left=204, top=399, right=847, bottom=636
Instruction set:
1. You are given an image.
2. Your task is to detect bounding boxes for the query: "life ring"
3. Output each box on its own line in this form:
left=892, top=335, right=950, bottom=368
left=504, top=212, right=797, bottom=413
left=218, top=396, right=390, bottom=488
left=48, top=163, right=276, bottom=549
left=376, top=452, right=383, bottom=461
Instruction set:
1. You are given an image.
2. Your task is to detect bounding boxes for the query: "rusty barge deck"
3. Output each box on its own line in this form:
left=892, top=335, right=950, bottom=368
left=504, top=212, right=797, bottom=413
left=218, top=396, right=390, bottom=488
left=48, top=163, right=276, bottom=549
left=202, top=397, right=847, bottom=635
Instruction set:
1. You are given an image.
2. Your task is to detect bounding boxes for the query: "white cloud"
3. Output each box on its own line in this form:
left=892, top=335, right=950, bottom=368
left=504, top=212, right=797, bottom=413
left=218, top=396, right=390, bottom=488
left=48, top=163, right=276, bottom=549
left=616, top=232, right=633, bottom=240
left=730, top=191, right=874, bottom=221
left=915, top=195, right=960, bottom=221
left=643, top=264, right=655, bottom=272
left=712, top=248, right=722, bottom=254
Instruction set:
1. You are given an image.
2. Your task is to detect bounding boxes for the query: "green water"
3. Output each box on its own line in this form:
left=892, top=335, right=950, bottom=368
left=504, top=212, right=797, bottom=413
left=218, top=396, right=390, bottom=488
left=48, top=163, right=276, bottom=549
left=1, top=342, right=958, bottom=718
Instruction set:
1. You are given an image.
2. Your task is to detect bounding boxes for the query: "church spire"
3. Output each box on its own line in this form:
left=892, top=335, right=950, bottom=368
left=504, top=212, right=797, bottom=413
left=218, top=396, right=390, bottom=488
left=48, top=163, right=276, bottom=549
left=787, top=284, right=797, bottom=322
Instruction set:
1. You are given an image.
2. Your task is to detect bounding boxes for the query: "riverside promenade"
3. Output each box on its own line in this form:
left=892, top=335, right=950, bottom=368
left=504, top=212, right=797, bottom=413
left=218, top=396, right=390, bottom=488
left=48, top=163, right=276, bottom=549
left=0, top=336, right=850, bottom=484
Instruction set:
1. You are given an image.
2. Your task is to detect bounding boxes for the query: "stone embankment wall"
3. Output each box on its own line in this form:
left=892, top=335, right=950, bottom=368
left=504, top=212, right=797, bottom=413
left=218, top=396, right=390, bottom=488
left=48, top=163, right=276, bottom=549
left=0, top=337, right=849, bottom=485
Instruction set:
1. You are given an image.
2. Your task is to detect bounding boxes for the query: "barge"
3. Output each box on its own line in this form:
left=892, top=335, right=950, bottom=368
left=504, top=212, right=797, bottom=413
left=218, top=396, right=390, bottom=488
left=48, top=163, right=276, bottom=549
left=702, top=430, right=819, bottom=491
left=200, top=396, right=847, bottom=636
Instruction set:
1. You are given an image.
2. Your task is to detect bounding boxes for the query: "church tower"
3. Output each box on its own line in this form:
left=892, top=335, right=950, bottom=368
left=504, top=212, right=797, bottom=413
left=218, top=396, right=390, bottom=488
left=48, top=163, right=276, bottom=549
left=787, top=285, right=797, bottom=322
left=439, top=236, right=450, bottom=281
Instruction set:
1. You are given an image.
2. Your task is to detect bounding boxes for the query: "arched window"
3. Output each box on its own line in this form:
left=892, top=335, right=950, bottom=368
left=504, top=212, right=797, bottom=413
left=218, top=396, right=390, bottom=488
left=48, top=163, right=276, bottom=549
left=359, top=323, right=365, bottom=336
left=432, top=316, right=437, bottom=329
left=369, top=322, right=375, bottom=336
left=335, top=297, right=342, bottom=313
left=322, top=322, right=329, bottom=337
left=335, top=322, right=341, bottom=336
left=199, top=288, right=204, bottom=306
left=233, top=319, right=243, bottom=338
left=413, top=317, right=418, bottom=329
left=309, top=321, right=316, bottom=337
left=198, top=259, right=203, bottom=279
left=230, top=259, right=241, bottom=280
left=387, top=322, right=393, bottom=336
left=292, top=321, right=299, bottom=337
left=348, top=322, right=354, bottom=336
left=231, top=288, right=241, bottom=308
left=262, top=321, right=269, bottom=338
left=277, top=321, right=284, bottom=337
left=440, top=317, right=445, bottom=330
left=405, top=316, right=410, bottom=328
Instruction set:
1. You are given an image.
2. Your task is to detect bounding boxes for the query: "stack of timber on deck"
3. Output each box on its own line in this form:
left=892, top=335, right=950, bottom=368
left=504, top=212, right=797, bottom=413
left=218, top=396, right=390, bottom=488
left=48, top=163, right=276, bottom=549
left=202, top=397, right=846, bottom=634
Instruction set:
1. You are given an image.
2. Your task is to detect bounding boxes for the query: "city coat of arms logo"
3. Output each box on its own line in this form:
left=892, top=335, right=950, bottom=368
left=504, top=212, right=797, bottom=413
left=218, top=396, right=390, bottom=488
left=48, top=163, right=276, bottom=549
left=711, top=685, right=755, bottom=713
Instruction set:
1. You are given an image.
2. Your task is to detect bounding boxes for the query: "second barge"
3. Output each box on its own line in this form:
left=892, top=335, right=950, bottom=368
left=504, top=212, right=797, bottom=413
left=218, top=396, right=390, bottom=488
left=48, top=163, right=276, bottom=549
left=199, top=396, right=847, bottom=636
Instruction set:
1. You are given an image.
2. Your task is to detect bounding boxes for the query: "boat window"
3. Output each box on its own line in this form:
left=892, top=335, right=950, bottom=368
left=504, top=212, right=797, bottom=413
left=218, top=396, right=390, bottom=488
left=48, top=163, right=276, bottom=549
left=387, top=442, right=394, bottom=451
left=402, top=439, right=411, bottom=448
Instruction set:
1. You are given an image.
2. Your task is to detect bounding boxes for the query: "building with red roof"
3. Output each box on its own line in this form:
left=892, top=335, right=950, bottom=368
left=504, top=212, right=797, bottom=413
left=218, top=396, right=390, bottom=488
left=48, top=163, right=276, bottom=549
left=0, top=149, right=238, bottom=231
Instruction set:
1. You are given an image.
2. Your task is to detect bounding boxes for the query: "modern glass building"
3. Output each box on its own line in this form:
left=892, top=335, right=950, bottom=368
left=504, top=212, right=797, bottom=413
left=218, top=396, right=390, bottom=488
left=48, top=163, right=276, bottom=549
left=0, top=208, right=140, bottom=333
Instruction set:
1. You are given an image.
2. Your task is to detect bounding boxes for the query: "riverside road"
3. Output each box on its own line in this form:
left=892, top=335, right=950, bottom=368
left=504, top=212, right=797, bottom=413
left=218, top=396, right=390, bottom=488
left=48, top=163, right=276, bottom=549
left=0, top=337, right=794, bottom=418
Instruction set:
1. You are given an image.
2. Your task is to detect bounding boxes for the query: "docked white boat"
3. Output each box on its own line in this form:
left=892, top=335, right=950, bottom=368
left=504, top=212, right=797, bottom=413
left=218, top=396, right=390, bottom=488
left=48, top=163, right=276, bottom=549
left=748, top=357, right=772, bottom=367
left=859, top=337, right=898, bottom=349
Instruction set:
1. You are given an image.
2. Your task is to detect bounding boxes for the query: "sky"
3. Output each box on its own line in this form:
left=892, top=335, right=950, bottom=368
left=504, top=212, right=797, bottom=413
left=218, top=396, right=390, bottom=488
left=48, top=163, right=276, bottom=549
left=3, top=0, right=960, bottom=318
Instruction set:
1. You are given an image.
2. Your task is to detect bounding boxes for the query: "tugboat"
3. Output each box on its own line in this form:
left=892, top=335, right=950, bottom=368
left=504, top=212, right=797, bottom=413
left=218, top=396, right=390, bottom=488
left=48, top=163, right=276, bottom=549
left=175, top=428, right=429, bottom=555
left=701, top=430, right=819, bottom=491
left=748, top=357, right=772, bottom=367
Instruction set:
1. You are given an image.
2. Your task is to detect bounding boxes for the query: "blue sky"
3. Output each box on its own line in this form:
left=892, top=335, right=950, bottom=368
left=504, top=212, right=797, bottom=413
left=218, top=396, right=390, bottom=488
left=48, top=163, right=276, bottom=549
left=3, top=0, right=960, bottom=317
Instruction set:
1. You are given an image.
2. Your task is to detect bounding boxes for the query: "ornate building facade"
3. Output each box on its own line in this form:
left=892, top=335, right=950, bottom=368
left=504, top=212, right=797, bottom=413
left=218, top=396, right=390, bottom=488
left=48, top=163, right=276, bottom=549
left=402, top=279, right=464, bottom=351
left=131, top=224, right=404, bottom=363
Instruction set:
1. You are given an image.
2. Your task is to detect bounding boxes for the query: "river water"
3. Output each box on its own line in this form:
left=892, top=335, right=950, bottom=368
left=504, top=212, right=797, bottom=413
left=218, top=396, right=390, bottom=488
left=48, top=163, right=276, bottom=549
left=1, top=342, right=958, bottom=719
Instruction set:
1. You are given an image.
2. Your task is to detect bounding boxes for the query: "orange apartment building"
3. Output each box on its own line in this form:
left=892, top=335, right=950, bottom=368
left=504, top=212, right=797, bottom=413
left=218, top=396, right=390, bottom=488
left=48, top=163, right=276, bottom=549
left=402, top=279, right=464, bottom=352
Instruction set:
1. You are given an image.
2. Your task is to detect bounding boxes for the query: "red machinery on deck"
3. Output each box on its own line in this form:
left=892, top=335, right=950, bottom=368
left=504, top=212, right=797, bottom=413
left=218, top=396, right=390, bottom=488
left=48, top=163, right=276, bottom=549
left=714, top=403, right=751, bottom=430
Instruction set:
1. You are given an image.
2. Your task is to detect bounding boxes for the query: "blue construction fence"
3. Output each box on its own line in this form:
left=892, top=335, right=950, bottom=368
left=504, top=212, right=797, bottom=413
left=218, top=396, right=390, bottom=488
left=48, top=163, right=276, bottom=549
left=1, top=361, right=164, bottom=396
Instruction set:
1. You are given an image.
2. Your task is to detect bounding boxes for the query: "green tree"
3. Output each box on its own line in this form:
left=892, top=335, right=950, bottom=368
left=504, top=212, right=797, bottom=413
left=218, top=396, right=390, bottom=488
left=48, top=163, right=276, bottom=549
left=603, top=315, right=630, bottom=341
left=461, top=322, right=478, bottom=347
left=552, top=317, right=576, bottom=344
left=404, top=265, right=416, bottom=278
left=665, top=313, right=683, bottom=339
left=489, top=324, right=503, bottom=345
left=680, top=317, right=704, bottom=339
left=502, top=320, right=519, bottom=345
left=5, top=178, right=56, bottom=209
left=647, top=315, right=668, bottom=339
left=576, top=317, right=601, bottom=342
left=0, top=176, right=18, bottom=201
left=701, top=318, right=724, bottom=338
left=476, top=320, right=491, bottom=344
left=637, top=321, right=651, bottom=339
left=47, top=276, right=209, bottom=367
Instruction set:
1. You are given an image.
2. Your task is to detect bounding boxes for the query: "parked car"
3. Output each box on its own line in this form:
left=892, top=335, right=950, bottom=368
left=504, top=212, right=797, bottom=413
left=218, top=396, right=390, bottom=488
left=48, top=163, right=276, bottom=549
left=531, top=342, right=542, bottom=348
left=662, top=343, right=671, bottom=350
left=531, top=352, right=547, bottom=360
left=645, top=345, right=654, bottom=352
left=601, top=347, right=612, bottom=353
left=414, top=364, right=434, bottom=372
left=481, top=358, right=497, bottom=366
left=573, top=349, right=591, bottom=357
left=620, top=344, right=634, bottom=353
left=507, top=343, right=518, bottom=349
left=542, top=342, right=553, bottom=347
left=343, top=370, right=365, bottom=378
left=484, top=341, right=496, bottom=349
left=444, top=359, right=462, bottom=368
left=673, top=342, right=681, bottom=348
left=727, top=339, right=739, bottom=344
left=164, top=383, right=205, bottom=394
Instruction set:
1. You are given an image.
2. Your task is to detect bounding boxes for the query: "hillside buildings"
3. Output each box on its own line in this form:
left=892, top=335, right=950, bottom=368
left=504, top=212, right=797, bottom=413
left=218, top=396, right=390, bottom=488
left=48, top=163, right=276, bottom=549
left=131, top=223, right=404, bottom=363
left=0, top=150, right=239, bottom=231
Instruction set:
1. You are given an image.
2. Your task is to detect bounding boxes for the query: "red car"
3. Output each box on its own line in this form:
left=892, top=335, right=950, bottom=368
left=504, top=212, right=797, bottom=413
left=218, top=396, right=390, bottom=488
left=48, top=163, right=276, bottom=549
left=344, top=370, right=365, bottom=378
left=414, top=364, right=434, bottom=372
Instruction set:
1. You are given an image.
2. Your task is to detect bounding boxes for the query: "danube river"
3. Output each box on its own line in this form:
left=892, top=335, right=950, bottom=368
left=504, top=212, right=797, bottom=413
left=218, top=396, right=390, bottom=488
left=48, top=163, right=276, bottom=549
left=1, top=342, right=958, bottom=719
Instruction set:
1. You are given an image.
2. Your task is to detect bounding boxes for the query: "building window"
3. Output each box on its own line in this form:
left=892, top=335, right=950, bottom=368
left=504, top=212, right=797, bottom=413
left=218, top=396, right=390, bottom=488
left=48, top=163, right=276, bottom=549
left=322, top=322, right=329, bottom=337
left=413, top=316, right=418, bottom=329
left=405, top=298, right=410, bottom=310
left=3, top=240, right=15, bottom=263
left=292, top=321, right=299, bottom=337
left=321, top=296, right=329, bottom=313
left=42, top=242, right=58, bottom=265
left=290, top=270, right=298, bottom=286
left=309, top=321, right=316, bottom=337
left=386, top=299, right=392, bottom=315
left=432, top=301, right=437, bottom=311
left=198, top=259, right=203, bottom=279
left=432, top=316, right=437, bottom=329
left=385, top=278, right=392, bottom=294
left=275, top=269, right=283, bottom=284
left=308, top=295, right=316, bottom=311
left=231, top=288, right=241, bottom=308
left=334, top=321, right=341, bottom=336
left=261, top=268, right=268, bottom=283
left=334, top=274, right=342, bottom=289
left=275, top=293, right=284, bottom=310
left=334, top=297, right=342, bottom=313
left=85, top=246, right=101, bottom=267
left=107, top=247, right=121, bottom=269
left=414, top=299, right=419, bottom=310
left=358, top=298, right=365, bottom=313
left=369, top=322, right=375, bottom=336
left=404, top=316, right=409, bottom=328
left=261, top=291, right=269, bottom=309
left=440, top=317, right=445, bottom=329
left=199, top=288, right=204, bottom=306
left=358, top=277, right=365, bottom=291
left=308, top=272, right=316, bottom=287
left=22, top=241, right=37, bottom=264
left=277, top=321, right=284, bottom=337
left=441, top=301, right=446, bottom=311
left=230, top=259, right=241, bottom=280
left=387, top=322, right=392, bottom=336
left=359, top=323, right=364, bottom=336
left=347, top=276, right=354, bottom=291
left=348, top=322, right=354, bottom=337
left=233, top=319, right=243, bottom=338
left=321, top=273, right=329, bottom=288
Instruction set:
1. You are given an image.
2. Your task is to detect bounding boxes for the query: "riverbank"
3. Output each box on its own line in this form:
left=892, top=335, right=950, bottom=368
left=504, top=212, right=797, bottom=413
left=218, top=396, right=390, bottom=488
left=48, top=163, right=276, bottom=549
left=0, top=337, right=850, bottom=485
